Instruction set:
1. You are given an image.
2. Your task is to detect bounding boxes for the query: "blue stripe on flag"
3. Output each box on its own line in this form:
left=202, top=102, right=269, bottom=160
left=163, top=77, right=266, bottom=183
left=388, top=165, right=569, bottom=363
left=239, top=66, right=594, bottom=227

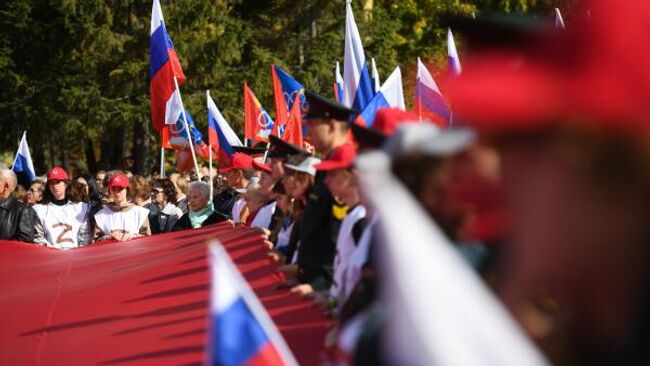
left=352, top=62, right=375, bottom=112
left=213, top=297, right=269, bottom=366
left=359, top=93, right=389, bottom=127
left=418, top=85, right=451, bottom=121
left=13, top=154, right=35, bottom=184
left=150, top=24, right=171, bottom=77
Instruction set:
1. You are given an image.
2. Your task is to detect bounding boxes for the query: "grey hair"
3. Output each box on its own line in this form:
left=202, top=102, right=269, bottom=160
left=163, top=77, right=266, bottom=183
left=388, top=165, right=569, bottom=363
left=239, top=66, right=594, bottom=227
left=0, top=169, right=17, bottom=192
left=188, top=181, right=210, bottom=200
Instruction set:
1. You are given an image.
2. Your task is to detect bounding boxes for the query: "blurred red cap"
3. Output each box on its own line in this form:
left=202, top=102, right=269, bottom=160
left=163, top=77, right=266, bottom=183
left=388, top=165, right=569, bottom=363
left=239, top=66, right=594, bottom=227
left=220, top=153, right=254, bottom=173
left=351, top=108, right=420, bottom=150
left=315, top=143, right=357, bottom=171
left=46, top=166, right=69, bottom=181
left=252, top=159, right=272, bottom=173
left=450, top=0, right=650, bottom=137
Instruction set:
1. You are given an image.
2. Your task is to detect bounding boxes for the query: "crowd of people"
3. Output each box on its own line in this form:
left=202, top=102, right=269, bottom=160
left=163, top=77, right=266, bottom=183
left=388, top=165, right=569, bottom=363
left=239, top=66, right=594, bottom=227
left=3, top=0, right=650, bottom=364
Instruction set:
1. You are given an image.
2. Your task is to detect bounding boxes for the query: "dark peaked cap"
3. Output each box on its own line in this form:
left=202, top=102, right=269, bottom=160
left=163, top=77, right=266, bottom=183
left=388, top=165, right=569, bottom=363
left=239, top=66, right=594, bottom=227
left=268, top=134, right=309, bottom=158
left=232, top=146, right=267, bottom=156
left=303, top=91, right=360, bottom=122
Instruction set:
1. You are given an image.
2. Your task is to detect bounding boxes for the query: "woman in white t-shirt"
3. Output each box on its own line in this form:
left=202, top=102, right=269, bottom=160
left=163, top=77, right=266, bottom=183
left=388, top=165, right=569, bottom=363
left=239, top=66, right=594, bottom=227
left=33, top=166, right=91, bottom=250
left=94, top=173, right=151, bottom=241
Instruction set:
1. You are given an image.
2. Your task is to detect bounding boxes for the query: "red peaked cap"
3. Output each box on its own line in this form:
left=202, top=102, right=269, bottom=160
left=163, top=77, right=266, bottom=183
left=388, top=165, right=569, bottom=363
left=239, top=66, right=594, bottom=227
left=449, top=0, right=650, bottom=136
left=107, top=173, right=130, bottom=189
left=351, top=108, right=421, bottom=150
left=46, top=166, right=69, bottom=181
left=220, top=152, right=254, bottom=173
left=315, top=143, right=357, bottom=171
left=252, top=159, right=272, bottom=173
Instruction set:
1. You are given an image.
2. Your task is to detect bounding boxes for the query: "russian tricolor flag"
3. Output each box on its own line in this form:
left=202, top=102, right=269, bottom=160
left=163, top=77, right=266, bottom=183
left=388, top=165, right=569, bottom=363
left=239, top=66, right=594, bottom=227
left=150, top=0, right=186, bottom=134
left=207, top=91, right=243, bottom=164
left=244, top=84, right=275, bottom=143
left=415, top=58, right=451, bottom=127
left=207, top=244, right=297, bottom=366
left=333, top=61, right=345, bottom=104
left=357, top=66, right=405, bottom=127
left=271, top=65, right=305, bottom=127
left=447, top=28, right=462, bottom=76
left=343, top=1, right=374, bottom=111
left=11, top=132, right=35, bottom=187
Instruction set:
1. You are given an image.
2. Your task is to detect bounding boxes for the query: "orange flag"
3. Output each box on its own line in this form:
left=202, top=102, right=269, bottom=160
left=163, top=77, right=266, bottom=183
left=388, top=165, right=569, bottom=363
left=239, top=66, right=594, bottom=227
left=282, top=94, right=303, bottom=147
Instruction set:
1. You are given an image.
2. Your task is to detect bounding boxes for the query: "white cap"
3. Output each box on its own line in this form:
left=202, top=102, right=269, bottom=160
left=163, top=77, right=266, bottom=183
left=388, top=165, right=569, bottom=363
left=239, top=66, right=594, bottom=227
left=284, top=156, right=322, bottom=176
left=382, top=124, right=476, bottom=158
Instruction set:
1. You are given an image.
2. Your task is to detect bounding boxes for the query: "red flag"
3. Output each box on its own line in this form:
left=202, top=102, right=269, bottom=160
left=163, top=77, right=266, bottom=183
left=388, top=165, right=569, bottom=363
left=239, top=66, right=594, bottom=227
left=271, top=64, right=288, bottom=127
left=244, top=83, right=274, bottom=142
left=161, top=125, right=172, bottom=149
left=282, top=94, right=303, bottom=147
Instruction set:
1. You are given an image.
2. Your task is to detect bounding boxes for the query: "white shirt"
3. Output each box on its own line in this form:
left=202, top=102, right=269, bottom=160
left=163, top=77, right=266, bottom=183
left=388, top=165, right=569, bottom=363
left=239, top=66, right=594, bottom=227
left=94, top=205, right=149, bottom=237
left=231, top=198, right=246, bottom=223
left=250, top=201, right=276, bottom=230
left=329, top=205, right=367, bottom=305
left=344, top=213, right=378, bottom=302
left=34, top=202, right=89, bottom=250
left=162, top=203, right=183, bottom=218
left=276, top=219, right=294, bottom=252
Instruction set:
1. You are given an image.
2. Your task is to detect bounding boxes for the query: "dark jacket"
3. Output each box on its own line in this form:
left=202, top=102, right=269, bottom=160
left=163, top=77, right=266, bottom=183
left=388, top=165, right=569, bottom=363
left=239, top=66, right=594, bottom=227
left=0, top=195, right=36, bottom=243
left=144, top=203, right=162, bottom=234
left=212, top=188, right=239, bottom=218
left=171, top=210, right=229, bottom=231
left=297, top=171, right=341, bottom=290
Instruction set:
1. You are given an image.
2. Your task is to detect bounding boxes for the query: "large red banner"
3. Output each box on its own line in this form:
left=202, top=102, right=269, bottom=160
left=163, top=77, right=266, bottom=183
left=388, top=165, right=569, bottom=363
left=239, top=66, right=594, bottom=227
left=0, top=223, right=329, bottom=365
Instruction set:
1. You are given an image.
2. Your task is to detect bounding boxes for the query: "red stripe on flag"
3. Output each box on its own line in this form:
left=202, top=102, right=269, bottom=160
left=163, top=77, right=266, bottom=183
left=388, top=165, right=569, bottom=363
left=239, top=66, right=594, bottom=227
left=272, top=65, right=288, bottom=127
left=243, top=342, right=285, bottom=366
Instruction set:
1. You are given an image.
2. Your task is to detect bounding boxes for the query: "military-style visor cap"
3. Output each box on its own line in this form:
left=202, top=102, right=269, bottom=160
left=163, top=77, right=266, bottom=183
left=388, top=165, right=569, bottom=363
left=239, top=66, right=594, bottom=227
left=232, top=146, right=267, bottom=156
left=267, top=135, right=309, bottom=159
left=303, top=91, right=360, bottom=122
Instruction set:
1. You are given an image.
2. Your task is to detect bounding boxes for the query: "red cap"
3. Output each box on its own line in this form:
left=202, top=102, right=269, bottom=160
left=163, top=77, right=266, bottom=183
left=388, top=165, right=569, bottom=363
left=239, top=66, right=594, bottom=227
left=450, top=0, right=650, bottom=137
left=351, top=108, right=421, bottom=150
left=46, top=166, right=69, bottom=181
left=372, top=108, right=421, bottom=136
left=252, top=159, right=272, bottom=173
left=107, top=173, right=130, bottom=189
left=220, top=153, right=254, bottom=173
left=315, top=143, right=357, bottom=171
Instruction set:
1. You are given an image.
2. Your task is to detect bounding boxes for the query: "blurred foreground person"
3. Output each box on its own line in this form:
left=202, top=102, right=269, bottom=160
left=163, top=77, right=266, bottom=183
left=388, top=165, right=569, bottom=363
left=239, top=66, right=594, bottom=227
left=34, top=167, right=91, bottom=248
left=0, top=169, right=35, bottom=242
left=94, top=173, right=150, bottom=241
left=450, top=1, right=650, bottom=363
left=173, top=181, right=228, bottom=230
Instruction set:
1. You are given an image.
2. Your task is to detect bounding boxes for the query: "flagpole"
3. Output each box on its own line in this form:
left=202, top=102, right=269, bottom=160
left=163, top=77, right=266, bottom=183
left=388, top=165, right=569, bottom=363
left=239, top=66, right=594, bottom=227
left=207, top=90, right=214, bottom=202
left=160, top=147, right=165, bottom=177
left=173, top=76, right=202, bottom=179
left=11, top=131, right=26, bottom=169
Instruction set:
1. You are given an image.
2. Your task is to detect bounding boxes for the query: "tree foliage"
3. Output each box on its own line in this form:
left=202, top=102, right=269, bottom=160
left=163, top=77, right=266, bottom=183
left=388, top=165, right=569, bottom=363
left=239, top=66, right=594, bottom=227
left=0, top=0, right=567, bottom=175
